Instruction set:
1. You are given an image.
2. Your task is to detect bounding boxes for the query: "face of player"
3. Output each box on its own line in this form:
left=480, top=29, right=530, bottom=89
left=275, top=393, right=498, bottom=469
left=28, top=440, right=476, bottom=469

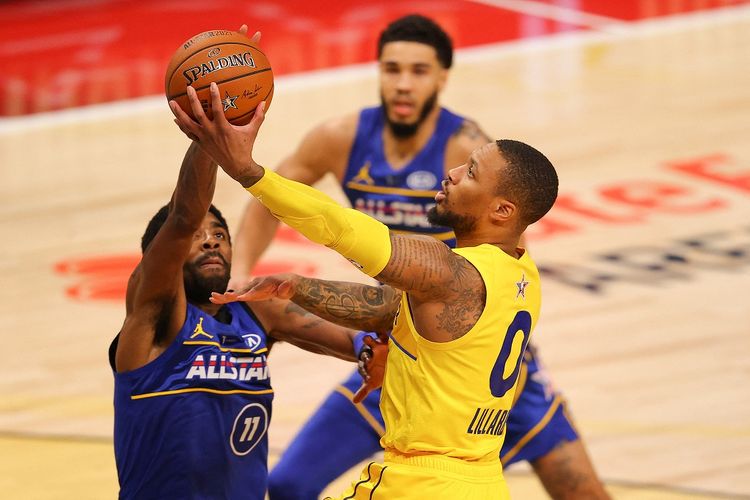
left=428, top=143, right=506, bottom=234
left=379, top=41, right=448, bottom=138
left=183, top=213, right=232, bottom=304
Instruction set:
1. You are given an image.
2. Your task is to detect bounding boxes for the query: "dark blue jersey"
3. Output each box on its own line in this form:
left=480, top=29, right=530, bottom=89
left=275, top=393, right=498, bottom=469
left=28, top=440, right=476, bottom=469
left=111, top=302, right=273, bottom=499
left=342, top=106, right=465, bottom=247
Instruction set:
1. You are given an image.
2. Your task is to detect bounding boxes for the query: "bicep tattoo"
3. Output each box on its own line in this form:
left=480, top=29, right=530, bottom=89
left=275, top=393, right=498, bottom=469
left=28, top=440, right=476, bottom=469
left=454, top=120, right=492, bottom=143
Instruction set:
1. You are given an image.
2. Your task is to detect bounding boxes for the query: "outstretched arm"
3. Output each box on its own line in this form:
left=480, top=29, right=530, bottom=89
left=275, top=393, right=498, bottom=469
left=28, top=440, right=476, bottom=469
left=117, top=141, right=218, bottom=372
left=212, top=273, right=400, bottom=334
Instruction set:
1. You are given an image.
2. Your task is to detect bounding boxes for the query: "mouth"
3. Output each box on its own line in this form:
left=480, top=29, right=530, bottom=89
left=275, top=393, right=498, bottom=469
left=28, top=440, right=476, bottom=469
left=390, top=100, right=415, bottom=118
left=199, top=256, right=225, bottom=270
left=435, top=190, right=446, bottom=203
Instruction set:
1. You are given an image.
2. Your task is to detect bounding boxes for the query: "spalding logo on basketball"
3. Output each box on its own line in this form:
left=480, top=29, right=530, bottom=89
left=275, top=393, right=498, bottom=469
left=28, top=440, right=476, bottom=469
left=165, top=30, right=274, bottom=125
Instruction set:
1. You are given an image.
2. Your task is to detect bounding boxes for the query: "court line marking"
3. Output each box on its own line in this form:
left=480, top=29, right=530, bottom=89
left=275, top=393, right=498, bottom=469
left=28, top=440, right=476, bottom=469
left=1, top=4, right=748, bottom=135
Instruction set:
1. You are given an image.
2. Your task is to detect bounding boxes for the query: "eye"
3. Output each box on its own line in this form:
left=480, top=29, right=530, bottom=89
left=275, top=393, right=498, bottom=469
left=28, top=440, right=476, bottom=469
left=467, top=165, right=474, bottom=177
left=215, top=232, right=225, bottom=240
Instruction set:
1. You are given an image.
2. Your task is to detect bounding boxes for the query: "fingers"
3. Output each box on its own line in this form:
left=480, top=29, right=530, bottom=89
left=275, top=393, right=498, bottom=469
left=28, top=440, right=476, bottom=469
left=208, top=82, right=233, bottom=125
left=234, top=278, right=282, bottom=301
left=357, top=356, right=371, bottom=380
left=209, top=291, right=240, bottom=304
left=352, top=383, right=370, bottom=404
left=276, top=280, right=295, bottom=299
left=250, top=31, right=261, bottom=44
left=173, top=119, right=198, bottom=142
left=362, top=336, right=378, bottom=348
left=237, top=100, right=267, bottom=144
left=185, top=85, right=208, bottom=123
left=170, top=101, right=201, bottom=140
left=238, top=24, right=248, bottom=35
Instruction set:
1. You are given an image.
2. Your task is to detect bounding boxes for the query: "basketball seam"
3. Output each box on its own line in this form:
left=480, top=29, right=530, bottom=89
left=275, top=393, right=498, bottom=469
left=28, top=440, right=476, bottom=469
left=169, top=68, right=273, bottom=100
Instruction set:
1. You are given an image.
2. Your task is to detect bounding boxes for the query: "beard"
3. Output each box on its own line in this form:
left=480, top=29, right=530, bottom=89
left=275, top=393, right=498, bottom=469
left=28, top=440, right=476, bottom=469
left=427, top=205, right=477, bottom=234
left=183, top=254, right=231, bottom=304
left=381, top=90, right=438, bottom=139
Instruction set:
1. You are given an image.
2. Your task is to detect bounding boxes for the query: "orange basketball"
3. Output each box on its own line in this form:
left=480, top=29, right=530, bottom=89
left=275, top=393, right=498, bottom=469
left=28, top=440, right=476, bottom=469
left=165, top=30, right=273, bottom=125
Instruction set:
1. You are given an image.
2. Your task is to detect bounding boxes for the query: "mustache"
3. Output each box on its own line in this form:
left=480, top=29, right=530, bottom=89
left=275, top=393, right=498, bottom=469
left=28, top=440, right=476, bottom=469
left=196, top=252, right=229, bottom=267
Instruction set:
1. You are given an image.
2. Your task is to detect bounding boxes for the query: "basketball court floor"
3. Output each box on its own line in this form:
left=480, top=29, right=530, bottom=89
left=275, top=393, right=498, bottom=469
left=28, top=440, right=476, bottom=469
left=1, top=1, right=749, bottom=498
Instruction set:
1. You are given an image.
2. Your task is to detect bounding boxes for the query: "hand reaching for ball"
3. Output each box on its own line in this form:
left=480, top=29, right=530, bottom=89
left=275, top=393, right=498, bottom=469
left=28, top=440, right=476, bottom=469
left=170, top=82, right=267, bottom=188
left=238, top=24, right=261, bottom=44
left=168, top=25, right=272, bottom=188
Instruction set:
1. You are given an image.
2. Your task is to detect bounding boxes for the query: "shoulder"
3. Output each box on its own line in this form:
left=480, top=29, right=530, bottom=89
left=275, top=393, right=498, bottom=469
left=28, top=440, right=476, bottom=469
left=445, top=117, right=492, bottom=168
left=287, top=112, right=360, bottom=181
left=304, top=112, right=359, bottom=149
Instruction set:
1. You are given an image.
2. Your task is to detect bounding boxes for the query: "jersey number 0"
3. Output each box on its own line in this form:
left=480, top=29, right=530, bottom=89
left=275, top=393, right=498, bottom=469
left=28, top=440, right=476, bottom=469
left=489, top=310, right=532, bottom=398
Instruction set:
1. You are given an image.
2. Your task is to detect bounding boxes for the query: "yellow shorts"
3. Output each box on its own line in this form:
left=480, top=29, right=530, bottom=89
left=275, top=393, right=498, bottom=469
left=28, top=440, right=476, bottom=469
left=327, top=452, right=509, bottom=500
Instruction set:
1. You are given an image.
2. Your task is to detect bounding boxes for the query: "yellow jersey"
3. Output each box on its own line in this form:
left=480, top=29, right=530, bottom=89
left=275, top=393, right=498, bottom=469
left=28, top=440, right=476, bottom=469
left=380, top=243, right=541, bottom=463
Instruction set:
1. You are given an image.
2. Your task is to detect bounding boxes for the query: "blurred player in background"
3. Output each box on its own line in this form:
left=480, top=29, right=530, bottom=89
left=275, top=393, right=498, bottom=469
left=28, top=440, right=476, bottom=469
left=229, top=15, right=609, bottom=499
left=109, top=132, right=368, bottom=498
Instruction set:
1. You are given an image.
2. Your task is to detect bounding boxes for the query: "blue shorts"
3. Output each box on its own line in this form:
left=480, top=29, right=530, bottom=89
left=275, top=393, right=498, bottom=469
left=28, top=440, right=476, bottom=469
left=268, top=344, right=578, bottom=499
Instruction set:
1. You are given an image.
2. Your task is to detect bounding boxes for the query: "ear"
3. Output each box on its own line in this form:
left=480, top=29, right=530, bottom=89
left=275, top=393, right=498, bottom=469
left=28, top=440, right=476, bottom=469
left=436, top=68, right=449, bottom=91
left=489, top=198, right=516, bottom=223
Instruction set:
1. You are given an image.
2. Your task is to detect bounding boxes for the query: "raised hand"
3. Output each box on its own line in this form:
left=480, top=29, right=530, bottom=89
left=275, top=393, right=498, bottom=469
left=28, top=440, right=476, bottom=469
left=169, top=82, right=267, bottom=188
left=352, top=336, right=388, bottom=404
left=237, top=25, right=261, bottom=45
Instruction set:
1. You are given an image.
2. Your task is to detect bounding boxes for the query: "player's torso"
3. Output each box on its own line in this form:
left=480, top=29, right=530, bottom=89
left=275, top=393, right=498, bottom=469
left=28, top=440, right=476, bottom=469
left=112, top=302, right=272, bottom=499
left=342, top=106, right=465, bottom=245
left=380, top=244, right=542, bottom=463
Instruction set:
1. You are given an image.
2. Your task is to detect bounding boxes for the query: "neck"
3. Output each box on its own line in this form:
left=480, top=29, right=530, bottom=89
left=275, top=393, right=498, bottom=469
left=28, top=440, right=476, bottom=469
left=455, top=231, right=522, bottom=258
left=383, top=106, right=441, bottom=168
left=195, top=302, right=223, bottom=317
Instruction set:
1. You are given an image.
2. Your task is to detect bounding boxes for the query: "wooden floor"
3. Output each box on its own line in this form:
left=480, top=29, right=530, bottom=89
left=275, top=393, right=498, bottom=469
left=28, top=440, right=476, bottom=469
left=1, top=5, right=749, bottom=499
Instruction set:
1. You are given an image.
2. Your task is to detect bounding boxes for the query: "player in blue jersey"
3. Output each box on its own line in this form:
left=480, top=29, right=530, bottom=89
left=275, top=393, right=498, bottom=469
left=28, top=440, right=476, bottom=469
left=109, top=131, right=373, bottom=499
left=229, top=15, right=609, bottom=500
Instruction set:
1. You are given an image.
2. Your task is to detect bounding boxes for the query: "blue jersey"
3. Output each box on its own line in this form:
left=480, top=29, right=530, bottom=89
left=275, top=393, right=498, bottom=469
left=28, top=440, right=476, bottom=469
left=342, top=106, right=464, bottom=247
left=339, top=106, right=464, bottom=402
left=111, top=302, right=273, bottom=500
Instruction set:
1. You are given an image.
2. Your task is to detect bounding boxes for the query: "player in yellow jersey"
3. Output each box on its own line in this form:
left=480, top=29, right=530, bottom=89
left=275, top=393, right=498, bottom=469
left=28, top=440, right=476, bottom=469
left=171, top=80, right=559, bottom=496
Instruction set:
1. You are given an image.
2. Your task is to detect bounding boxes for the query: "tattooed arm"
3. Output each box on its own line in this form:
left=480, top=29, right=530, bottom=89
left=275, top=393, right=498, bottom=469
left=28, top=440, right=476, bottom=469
left=375, top=234, right=487, bottom=342
left=288, top=277, right=400, bottom=335
left=213, top=274, right=400, bottom=335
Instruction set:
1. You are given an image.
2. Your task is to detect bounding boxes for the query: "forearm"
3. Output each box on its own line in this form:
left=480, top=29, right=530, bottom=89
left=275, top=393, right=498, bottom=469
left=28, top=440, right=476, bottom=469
left=272, top=301, right=358, bottom=362
left=231, top=198, right=280, bottom=279
left=171, top=142, right=218, bottom=228
left=282, top=329, right=358, bottom=362
left=289, top=276, right=399, bottom=334
left=245, top=168, right=392, bottom=277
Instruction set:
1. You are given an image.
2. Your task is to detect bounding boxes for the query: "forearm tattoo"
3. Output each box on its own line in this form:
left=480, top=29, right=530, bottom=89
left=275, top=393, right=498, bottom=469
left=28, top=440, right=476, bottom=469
left=290, top=278, right=399, bottom=333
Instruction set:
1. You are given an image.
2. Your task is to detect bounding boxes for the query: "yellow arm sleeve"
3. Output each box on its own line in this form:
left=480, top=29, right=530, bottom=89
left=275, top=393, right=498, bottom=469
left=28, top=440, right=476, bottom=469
left=246, top=168, right=392, bottom=277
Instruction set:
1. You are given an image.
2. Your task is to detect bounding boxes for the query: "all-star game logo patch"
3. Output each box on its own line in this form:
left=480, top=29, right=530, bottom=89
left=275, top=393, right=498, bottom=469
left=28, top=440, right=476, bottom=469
left=516, top=273, right=529, bottom=299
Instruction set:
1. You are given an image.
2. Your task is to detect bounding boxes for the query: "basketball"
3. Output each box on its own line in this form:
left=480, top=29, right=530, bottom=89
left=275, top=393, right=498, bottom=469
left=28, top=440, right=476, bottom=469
left=165, top=30, right=273, bottom=125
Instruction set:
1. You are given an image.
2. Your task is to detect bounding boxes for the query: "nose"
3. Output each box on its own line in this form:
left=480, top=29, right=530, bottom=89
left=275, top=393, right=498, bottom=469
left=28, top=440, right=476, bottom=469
left=395, top=72, right=412, bottom=92
left=201, top=233, right=220, bottom=249
left=447, top=164, right=465, bottom=183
